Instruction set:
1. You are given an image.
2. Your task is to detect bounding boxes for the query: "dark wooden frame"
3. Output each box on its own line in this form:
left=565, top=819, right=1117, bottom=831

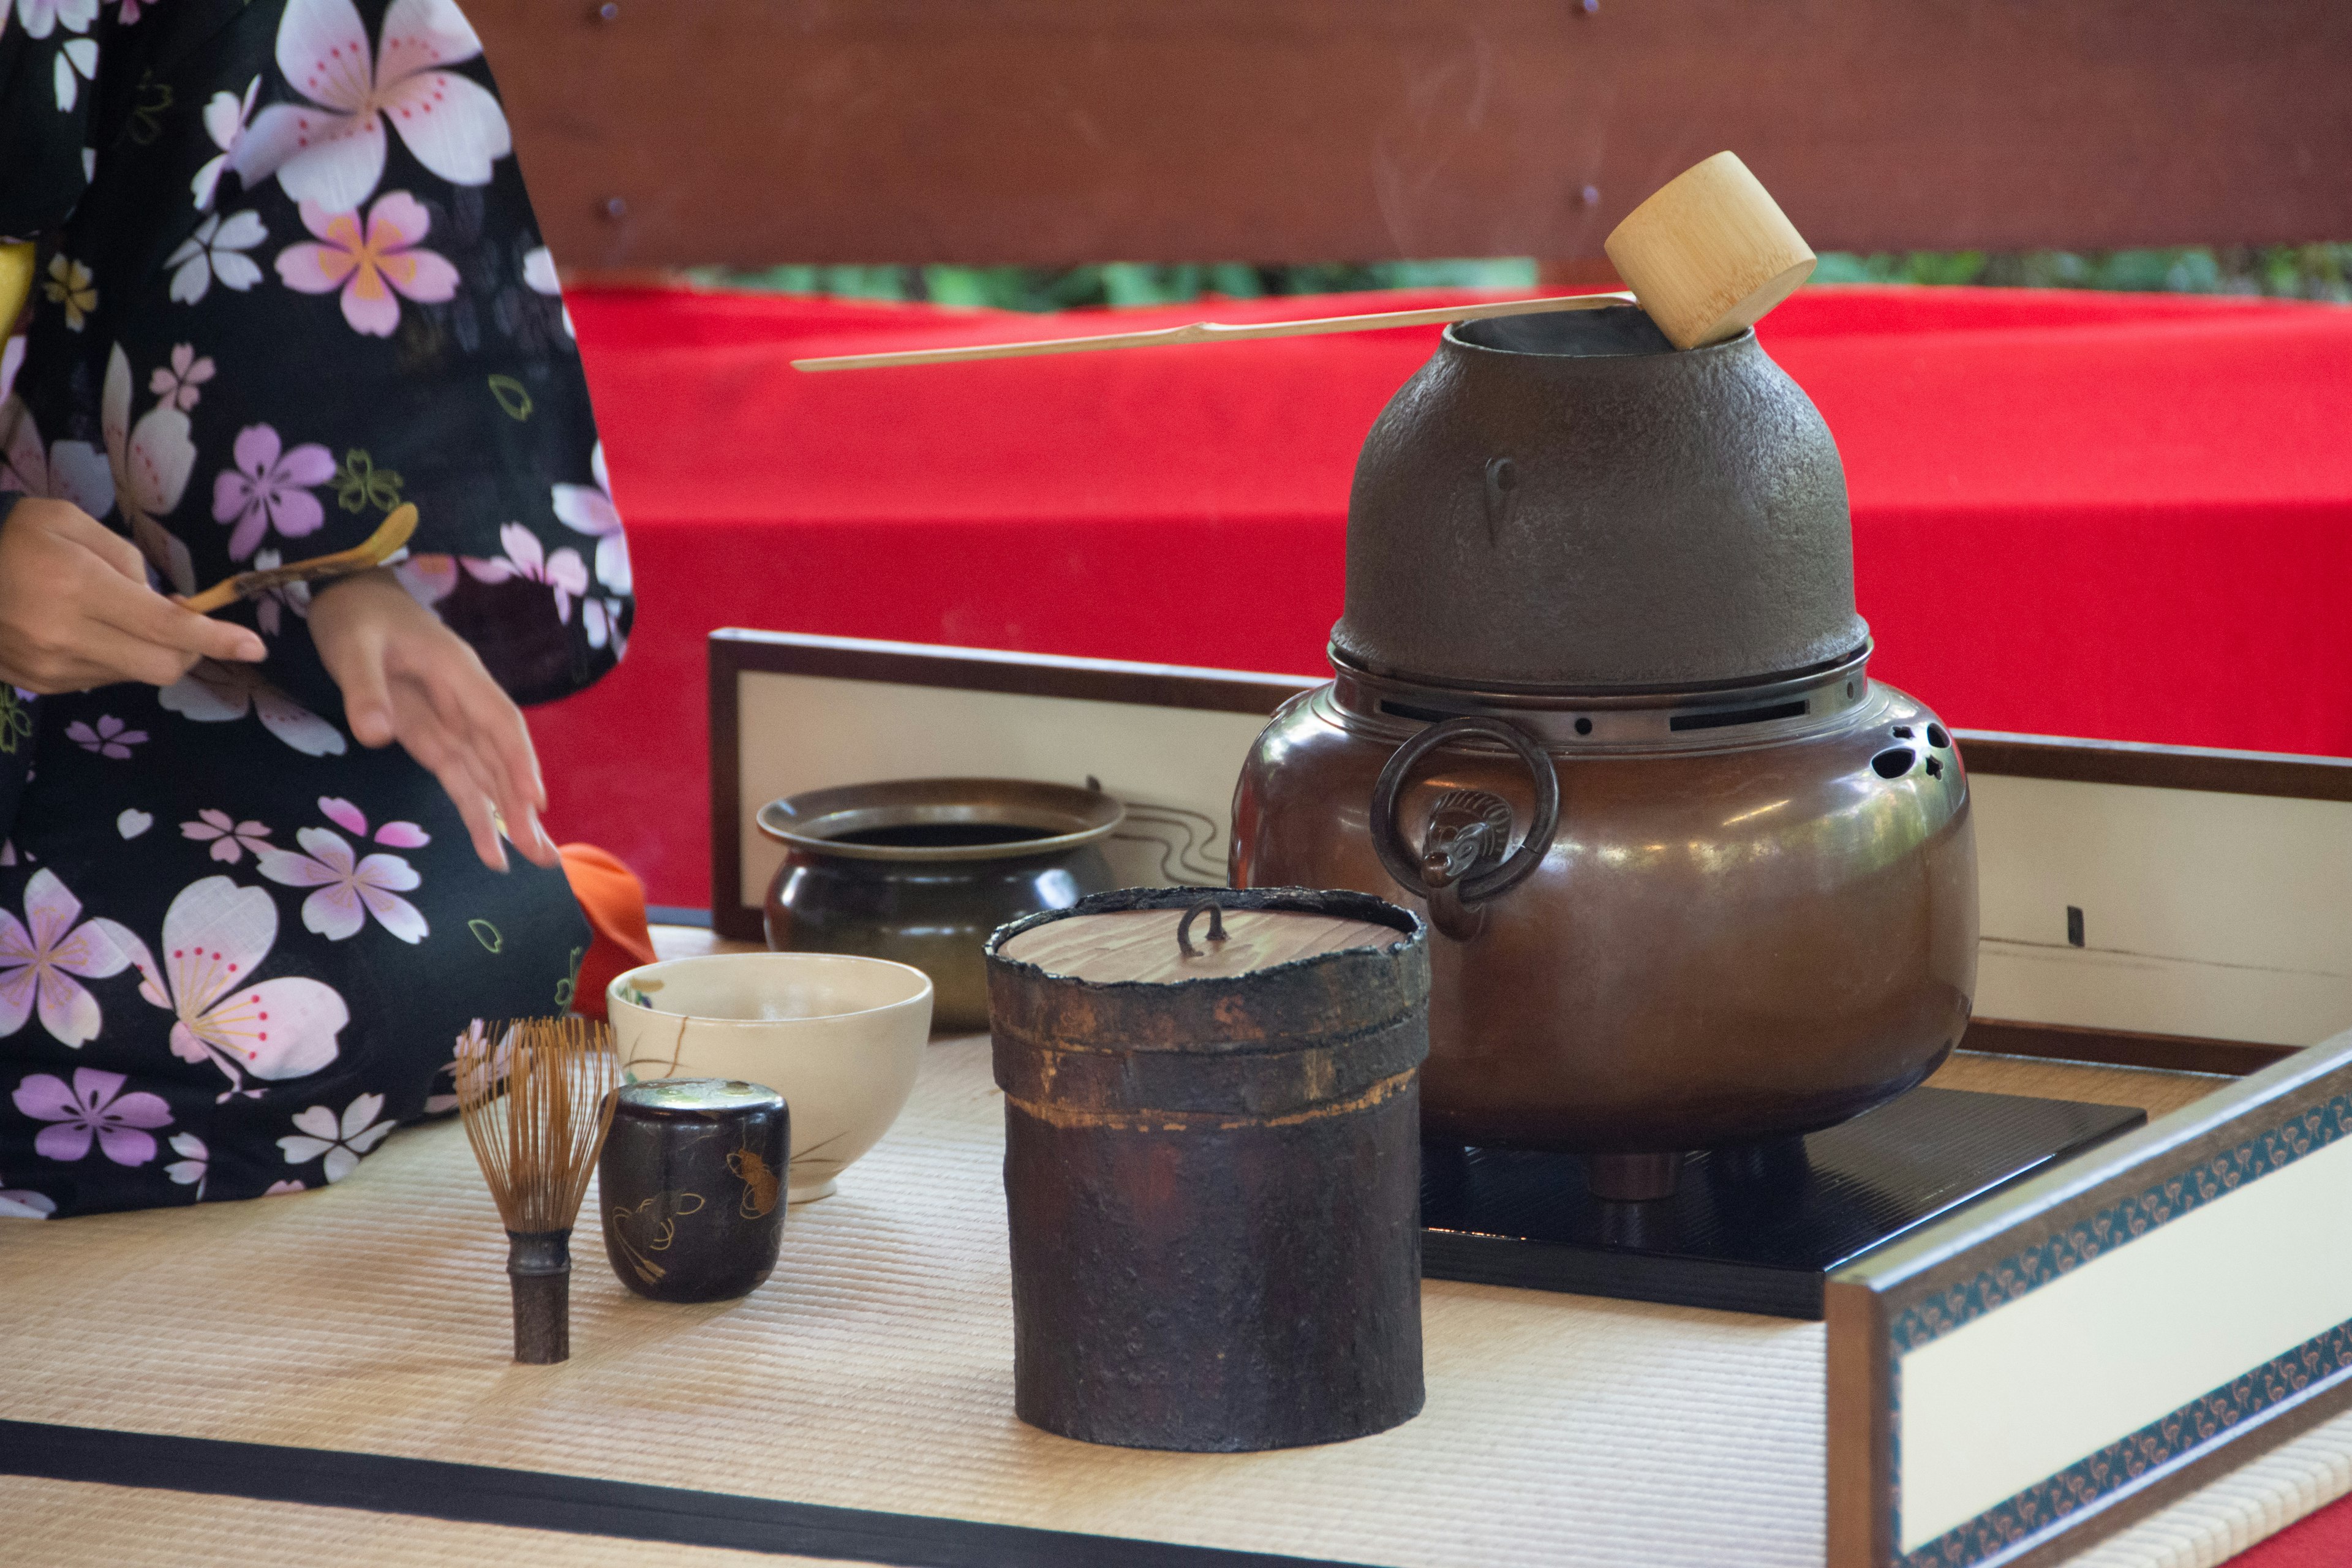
left=709, top=631, right=2349, bottom=1077
left=1825, top=1033, right=2352, bottom=1568
left=470, top=0, right=2352, bottom=271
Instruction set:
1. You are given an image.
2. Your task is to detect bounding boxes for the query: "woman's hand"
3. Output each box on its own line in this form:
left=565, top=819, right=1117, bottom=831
left=0, top=497, right=265, bottom=692
left=308, top=567, right=557, bottom=872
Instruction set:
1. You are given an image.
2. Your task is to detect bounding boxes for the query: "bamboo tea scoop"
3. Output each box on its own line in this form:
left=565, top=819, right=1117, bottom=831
left=791, top=290, right=1639, bottom=372
left=791, top=150, right=1814, bottom=372
left=178, top=502, right=418, bottom=614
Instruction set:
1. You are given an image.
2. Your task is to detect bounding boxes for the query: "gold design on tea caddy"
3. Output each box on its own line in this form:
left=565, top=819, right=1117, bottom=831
left=606, top=1189, right=707, bottom=1286
left=729, top=1142, right=780, bottom=1219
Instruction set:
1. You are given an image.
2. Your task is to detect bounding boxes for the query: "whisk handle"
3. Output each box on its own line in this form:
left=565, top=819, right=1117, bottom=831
left=507, top=1229, right=574, bottom=1365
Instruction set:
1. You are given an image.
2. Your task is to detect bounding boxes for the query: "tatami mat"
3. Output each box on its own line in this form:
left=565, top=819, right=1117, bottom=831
left=0, top=1474, right=851, bottom=1567
left=0, top=1036, right=2342, bottom=1567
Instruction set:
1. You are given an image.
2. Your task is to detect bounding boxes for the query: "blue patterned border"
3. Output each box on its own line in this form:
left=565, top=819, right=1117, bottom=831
left=1885, top=1090, right=2352, bottom=1564
left=1897, top=1317, right=2352, bottom=1567
left=1891, top=1094, right=2352, bottom=1354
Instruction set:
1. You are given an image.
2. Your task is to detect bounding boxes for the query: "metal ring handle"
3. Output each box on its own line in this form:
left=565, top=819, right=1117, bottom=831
left=1370, top=715, right=1561, bottom=906
left=1175, top=899, right=1228, bottom=956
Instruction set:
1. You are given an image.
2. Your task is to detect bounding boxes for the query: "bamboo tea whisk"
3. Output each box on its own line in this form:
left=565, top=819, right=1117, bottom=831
left=456, top=1017, right=620, bottom=1364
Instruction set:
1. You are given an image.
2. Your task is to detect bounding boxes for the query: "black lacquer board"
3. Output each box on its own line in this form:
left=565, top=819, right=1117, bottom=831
left=1420, top=1087, right=2147, bottom=1319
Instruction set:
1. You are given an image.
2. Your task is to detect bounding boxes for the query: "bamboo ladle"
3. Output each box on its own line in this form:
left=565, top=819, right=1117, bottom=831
left=178, top=503, right=418, bottom=615
left=790, top=152, right=1813, bottom=372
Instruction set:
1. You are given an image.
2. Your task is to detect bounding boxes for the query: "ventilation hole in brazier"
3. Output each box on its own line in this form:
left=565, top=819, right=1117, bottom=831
left=1891, top=725, right=1914, bottom=739
left=1871, top=747, right=1916, bottom=780
left=1574, top=717, right=1593, bottom=736
left=1925, top=756, right=1944, bottom=778
left=1927, top=723, right=1949, bottom=748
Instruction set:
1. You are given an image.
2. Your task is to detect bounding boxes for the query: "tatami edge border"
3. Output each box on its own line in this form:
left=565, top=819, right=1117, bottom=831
left=0, top=1419, right=1370, bottom=1568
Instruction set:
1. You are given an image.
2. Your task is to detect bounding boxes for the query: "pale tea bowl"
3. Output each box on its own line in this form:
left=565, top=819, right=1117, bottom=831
left=606, top=952, right=933, bottom=1202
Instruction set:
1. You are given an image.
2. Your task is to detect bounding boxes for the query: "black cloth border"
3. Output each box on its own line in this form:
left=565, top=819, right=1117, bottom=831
left=0, top=1419, right=1368, bottom=1567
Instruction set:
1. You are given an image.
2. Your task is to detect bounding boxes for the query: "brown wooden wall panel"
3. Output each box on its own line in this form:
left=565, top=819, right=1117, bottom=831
left=471, top=1, right=2352, bottom=271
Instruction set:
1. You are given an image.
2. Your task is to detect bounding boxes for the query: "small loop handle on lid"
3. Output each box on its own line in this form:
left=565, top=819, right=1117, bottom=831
left=1175, top=900, right=1228, bottom=957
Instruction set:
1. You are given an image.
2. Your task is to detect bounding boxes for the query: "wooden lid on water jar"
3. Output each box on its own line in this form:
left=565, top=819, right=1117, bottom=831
left=986, top=887, right=1429, bottom=1116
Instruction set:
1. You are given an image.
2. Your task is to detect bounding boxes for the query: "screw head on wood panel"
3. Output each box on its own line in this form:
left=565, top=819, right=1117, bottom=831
left=594, top=1, right=619, bottom=18
left=601, top=197, right=628, bottom=221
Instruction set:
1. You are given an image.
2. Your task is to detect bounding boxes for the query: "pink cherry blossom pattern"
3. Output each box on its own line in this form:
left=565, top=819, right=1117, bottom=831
left=551, top=442, right=628, bottom=595
left=160, top=660, right=347, bottom=757
left=228, top=0, right=512, bottom=212
left=64, top=714, right=146, bottom=758
left=318, top=796, right=429, bottom=848
left=0, top=396, right=115, bottom=519
left=425, top=1017, right=509, bottom=1113
left=393, top=552, right=458, bottom=609
left=274, top=192, right=459, bottom=337
left=213, top=423, right=334, bottom=560
left=461, top=522, right=589, bottom=622
left=148, top=344, right=216, bottom=412
left=263, top=1178, right=306, bottom=1196
left=257, top=826, right=427, bottom=944
left=0, top=869, right=137, bottom=1047
left=115, top=876, right=349, bottom=1098
left=12, top=1068, right=172, bottom=1165
left=181, top=809, right=274, bottom=864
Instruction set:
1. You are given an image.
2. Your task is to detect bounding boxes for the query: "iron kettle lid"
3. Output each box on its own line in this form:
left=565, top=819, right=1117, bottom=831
left=1331, top=305, right=1869, bottom=692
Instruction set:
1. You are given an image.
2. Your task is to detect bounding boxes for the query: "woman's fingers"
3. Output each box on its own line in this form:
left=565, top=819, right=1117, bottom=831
left=85, top=570, right=265, bottom=665
left=388, top=696, right=508, bottom=871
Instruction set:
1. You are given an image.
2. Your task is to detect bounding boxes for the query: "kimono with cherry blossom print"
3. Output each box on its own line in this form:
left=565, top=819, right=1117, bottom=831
left=0, top=0, right=628, bottom=1216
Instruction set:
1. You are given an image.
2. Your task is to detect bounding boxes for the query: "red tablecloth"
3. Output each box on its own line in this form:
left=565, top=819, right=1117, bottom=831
left=537, top=281, right=2352, bottom=1562
left=538, top=284, right=2352, bottom=910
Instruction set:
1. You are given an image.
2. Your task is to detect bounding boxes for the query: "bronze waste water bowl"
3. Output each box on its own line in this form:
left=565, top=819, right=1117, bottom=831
left=1232, top=305, right=1978, bottom=1199
left=758, top=778, right=1124, bottom=1033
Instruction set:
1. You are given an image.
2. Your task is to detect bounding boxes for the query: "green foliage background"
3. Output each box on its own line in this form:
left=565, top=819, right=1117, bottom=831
left=693, top=247, right=2351, bottom=311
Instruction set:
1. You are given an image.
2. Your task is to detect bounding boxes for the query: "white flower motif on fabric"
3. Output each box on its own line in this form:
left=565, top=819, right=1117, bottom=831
left=181, top=809, right=273, bottom=864
left=214, top=423, right=333, bottom=560
left=229, top=0, right=512, bottom=212
left=263, top=1178, right=306, bottom=1195
left=462, top=521, right=588, bottom=622
left=581, top=595, right=627, bottom=658
left=191, top=77, right=261, bottom=209
left=1, top=336, right=23, bottom=402
left=551, top=440, right=627, bottom=595
left=167, top=211, right=268, bottom=304
left=102, top=344, right=198, bottom=595
left=0, top=393, right=114, bottom=520
left=53, top=36, right=99, bottom=111
left=277, top=1092, right=393, bottom=1182
left=11, top=1067, right=170, bottom=1165
left=257, top=799, right=428, bottom=944
left=14, top=0, right=98, bottom=40
left=115, top=875, right=350, bottom=1099
left=116, top=809, right=153, bottom=839
left=0, top=869, right=137, bottom=1047
left=521, top=244, right=575, bottom=339
left=248, top=549, right=312, bottom=635
left=165, top=1131, right=208, bottom=1197
left=159, top=660, right=347, bottom=756
left=0, top=1175, right=56, bottom=1218
left=65, top=714, right=146, bottom=758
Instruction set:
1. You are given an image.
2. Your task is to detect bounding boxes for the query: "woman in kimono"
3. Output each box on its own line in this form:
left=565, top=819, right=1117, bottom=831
left=0, top=0, right=630, bottom=1216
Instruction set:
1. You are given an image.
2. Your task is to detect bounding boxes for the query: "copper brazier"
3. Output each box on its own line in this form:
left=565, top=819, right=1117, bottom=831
left=1231, top=306, right=1977, bottom=1196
